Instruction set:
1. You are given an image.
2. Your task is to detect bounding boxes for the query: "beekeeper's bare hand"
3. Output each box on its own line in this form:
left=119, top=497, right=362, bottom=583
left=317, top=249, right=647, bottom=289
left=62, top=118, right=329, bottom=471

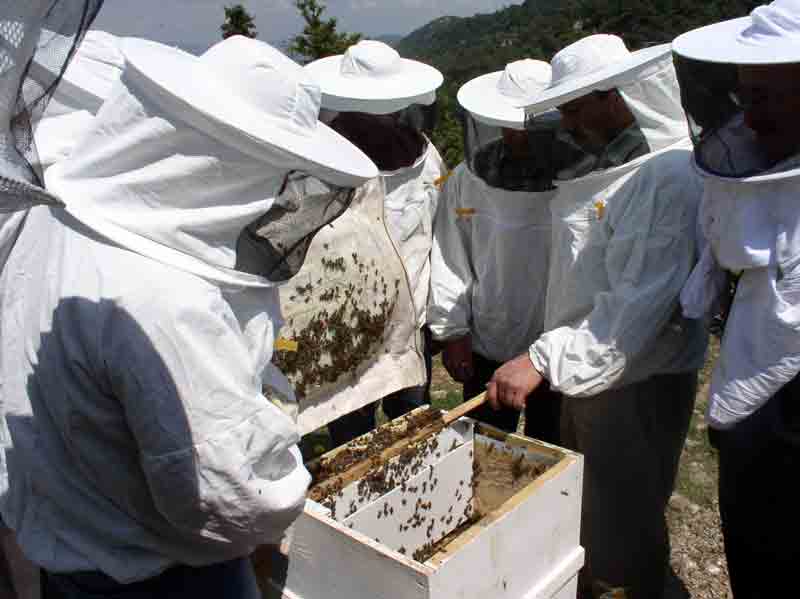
left=442, top=336, right=474, bottom=383
left=486, top=354, right=543, bottom=411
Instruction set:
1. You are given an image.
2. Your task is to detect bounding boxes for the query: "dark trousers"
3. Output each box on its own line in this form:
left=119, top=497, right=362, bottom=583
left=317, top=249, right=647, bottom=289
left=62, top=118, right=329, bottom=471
left=713, top=376, right=800, bottom=599
left=328, top=327, right=432, bottom=447
left=562, top=372, right=696, bottom=599
left=42, top=557, right=260, bottom=599
left=462, top=352, right=562, bottom=444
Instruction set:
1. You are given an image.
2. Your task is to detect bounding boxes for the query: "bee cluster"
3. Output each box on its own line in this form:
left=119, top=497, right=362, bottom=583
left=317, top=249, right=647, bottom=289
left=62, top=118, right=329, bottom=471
left=306, top=407, right=553, bottom=567
left=309, top=408, right=444, bottom=511
left=306, top=408, right=490, bottom=565
left=272, top=250, right=402, bottom=398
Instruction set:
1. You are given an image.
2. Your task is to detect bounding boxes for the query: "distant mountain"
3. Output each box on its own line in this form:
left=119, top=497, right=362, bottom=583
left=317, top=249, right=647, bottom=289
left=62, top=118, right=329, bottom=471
left=396, top=0, right=568, bottom=85
left=396, top=0, right=759, bottom=166
left=397, top=0, right=758, bottom=87
left=373, top=34, right=404, bottom=47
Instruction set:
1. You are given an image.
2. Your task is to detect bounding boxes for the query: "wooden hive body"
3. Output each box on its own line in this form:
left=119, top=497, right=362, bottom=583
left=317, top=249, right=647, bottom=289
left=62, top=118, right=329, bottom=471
left=254, top=412, right=584, bottom=599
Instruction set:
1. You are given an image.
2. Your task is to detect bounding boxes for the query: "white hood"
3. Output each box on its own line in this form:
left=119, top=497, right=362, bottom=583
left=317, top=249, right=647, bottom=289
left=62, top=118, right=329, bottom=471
left=44, top=61, right=303, bottom=289
left=34, top=30, right=125, bottom=170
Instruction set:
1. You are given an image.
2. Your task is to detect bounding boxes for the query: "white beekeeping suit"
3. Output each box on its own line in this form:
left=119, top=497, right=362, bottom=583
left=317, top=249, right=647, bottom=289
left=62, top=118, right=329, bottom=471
left=521, top=38, right=707, bottom=397
left=283, top=41, right=445, bottom=433
left=675, top=2, right=800, bottom=429
left=1, top=0, right=101, bottom=485
left=0, top=3, right=104, bottom=598
left=0, top=34, right=377, bottom=584
left=673, top=4, right=800, bottom=595
left=429, top=59, right=561, bottom=363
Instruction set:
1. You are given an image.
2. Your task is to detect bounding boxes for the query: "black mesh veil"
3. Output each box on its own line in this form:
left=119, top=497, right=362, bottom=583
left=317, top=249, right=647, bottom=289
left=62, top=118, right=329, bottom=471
left=235, top=172, right=356, bottom=282
left=462, top=108, right=589, bottom=191
left=1, top=0, right=104, bottom=187
left=320, top=103, right=437, bottom=173
left=672, top=52, right=795, bottom=178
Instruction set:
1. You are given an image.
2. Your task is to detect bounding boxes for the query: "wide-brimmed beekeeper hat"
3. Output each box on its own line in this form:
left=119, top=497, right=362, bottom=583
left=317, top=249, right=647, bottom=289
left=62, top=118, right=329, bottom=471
left=119, top=35, right=377, bottom=187
left=673, top=0, right=800, bottom=64
left=520, top=34, right=672, bottom=114
left=457, top=59, right=552, bottom=129
left=304, top=40, right=443, bottom=114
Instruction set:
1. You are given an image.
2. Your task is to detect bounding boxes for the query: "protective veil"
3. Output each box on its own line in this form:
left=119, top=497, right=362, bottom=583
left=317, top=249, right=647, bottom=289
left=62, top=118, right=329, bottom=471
left=675, top=1, right=800, bottom=428
left=522, top=39, right=707, bottom=397
left=429, top=59, right=563, bottom=361
left=0, top=36, right=376, bottom=582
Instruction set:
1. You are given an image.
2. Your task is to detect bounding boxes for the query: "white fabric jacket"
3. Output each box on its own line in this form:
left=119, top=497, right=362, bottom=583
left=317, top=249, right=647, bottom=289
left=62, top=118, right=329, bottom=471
left=0, top=62, right=310, bottom=581
left=532, top=145, right=707, bottom=396
left=681, top=158, right=800, bottom=428
left=382, top=140, right=446, bottom=330
left=428, top=163, right=555, bottom=362
left=528, top=55, right=707, bottom=397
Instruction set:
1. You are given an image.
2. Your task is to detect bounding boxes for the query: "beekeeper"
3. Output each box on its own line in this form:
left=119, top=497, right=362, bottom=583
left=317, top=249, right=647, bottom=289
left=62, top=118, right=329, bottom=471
left=487, top=35, right=707, bottom=599
left=675, top=1, right=800, bottom=595
left=0, top=33, right=378, bottom=598
left=1, top=4, right=105, bottom=599
left=428, top=59, right=570, bottom=441
left=303, top=40, right=446, bottom=445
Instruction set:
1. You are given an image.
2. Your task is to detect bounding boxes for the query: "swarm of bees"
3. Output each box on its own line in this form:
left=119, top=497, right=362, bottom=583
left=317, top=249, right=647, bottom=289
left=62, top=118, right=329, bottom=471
left=271, top=251, right=402, bottom=399
left=307, top=407, right=551, bottom=566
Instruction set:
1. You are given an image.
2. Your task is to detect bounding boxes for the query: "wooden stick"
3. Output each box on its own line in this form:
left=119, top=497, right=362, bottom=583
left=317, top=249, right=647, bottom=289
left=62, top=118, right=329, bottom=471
left=442, top=392, right=487, bottom=427
left=310, top=393, right=488, bottom=501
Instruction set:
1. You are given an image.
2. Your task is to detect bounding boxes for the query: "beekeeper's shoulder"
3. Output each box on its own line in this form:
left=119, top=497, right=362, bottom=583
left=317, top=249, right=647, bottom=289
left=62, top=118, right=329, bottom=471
left=640, top=146, right=697, bottom=193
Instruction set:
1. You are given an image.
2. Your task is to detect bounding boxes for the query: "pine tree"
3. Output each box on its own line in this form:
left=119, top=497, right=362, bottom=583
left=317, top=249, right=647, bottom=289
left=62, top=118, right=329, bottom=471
left=289, top=0, right=361, bottom=64
left=221, top=4, right=257, bottom=40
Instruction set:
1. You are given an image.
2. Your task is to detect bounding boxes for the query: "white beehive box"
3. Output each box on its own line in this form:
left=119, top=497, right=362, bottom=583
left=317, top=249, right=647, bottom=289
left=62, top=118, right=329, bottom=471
left=254, top=410, right=584, bottom=599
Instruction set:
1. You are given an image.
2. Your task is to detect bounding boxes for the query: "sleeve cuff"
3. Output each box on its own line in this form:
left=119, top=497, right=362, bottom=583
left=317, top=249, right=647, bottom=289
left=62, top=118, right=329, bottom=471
left=428, top=323, right=471, bottom=342
left=529, top=342, right=549, bottom=382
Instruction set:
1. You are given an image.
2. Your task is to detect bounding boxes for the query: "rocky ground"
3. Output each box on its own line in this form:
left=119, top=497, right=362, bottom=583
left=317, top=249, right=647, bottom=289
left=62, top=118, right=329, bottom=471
left=665, top=337, right=732, bottom=598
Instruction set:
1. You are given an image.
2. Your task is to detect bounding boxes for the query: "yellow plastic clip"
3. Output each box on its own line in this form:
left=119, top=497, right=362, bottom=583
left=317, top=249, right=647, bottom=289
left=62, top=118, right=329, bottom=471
left=594, top=198, right=606, bottom=220
left=275, top=337, right=299, bottom=352
left=434, top=171, right=453, bottom=189
left=456, top=207, right=476, bottom=218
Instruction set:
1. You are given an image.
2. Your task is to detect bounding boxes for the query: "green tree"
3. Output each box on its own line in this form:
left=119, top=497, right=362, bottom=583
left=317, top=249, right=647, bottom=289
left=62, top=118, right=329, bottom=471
left=289, top=0, right=361, bottom=64
left=221, top=4, right=257, bottom=39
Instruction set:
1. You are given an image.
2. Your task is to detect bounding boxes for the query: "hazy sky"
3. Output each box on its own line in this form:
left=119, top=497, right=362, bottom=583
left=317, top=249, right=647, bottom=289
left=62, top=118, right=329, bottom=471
left=93, top=0, right=523, bottom=52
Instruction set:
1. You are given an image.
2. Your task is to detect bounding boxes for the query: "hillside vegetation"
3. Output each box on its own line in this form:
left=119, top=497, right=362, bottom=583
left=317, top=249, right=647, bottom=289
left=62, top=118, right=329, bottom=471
left=394, top=0, right=760, bottom=166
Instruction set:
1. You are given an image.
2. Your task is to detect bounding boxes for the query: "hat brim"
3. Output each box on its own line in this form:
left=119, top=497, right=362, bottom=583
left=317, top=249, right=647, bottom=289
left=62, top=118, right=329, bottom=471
left=673, top=16, right=800, bottom=65
left=122, top=39, right=377, bottom=188
left=520, top=44, right=672, bottom=115
left=305, top=54, right=443, bottom=114
left=457, top=71, right=526, bottom=129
